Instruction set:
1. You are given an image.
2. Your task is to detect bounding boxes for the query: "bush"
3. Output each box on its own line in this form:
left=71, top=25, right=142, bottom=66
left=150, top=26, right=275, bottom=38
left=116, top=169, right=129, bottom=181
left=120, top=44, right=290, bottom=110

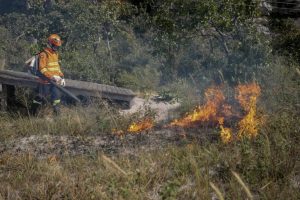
left=116, top=65, right=161, bottom=92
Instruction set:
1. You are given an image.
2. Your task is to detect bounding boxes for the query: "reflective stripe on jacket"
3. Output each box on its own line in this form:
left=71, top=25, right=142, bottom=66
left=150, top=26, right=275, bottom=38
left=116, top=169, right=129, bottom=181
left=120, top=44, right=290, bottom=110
left=39, top=48, right=64, bottom=79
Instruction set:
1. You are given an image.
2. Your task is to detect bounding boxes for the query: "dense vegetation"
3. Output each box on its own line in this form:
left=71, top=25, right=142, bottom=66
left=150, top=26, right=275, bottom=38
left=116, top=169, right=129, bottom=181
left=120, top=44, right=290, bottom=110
left=0, top=0, right=268, bottom=87
left=0, top=0, right=299, bottom=199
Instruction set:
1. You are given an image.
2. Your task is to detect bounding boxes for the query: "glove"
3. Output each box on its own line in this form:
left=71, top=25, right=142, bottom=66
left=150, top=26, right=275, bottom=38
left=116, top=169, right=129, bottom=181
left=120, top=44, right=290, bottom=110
left=51, top=75, right=62, bottom=82
left=60, top=78, right=66, bottom=87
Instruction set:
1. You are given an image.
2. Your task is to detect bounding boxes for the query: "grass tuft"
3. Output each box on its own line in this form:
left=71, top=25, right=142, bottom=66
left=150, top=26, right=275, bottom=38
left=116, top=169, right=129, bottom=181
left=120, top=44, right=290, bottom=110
left=232, top=171, right=253, bottom=200
left=209, top=182, right=225, bottom=200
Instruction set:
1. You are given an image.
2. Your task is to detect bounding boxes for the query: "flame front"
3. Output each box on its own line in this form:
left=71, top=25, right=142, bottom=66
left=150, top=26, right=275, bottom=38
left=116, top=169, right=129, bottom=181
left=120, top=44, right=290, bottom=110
left=236, top=83, right=260, bottom=138
left=114, top=83, right=261, bottom=143
left=220, top=125, right=232, bottom=143
left=235, top=83, right=261, bottom=139
left=127, top=118, right=154, bottom=133
left=169, top=86, right=234, bottom=143
left=113, top=118, right=154, bottom=136
left=168, top=83, right=261, bottom=143
left=170, top=86, right=225, bottom=127
left=235, top=83, right=261, bottom=112
left=218, top=118, right=232, bottom=143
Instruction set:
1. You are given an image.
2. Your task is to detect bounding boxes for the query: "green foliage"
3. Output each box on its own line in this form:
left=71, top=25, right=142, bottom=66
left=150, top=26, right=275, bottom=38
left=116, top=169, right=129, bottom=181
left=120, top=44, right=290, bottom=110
left=0, top=26, right=31, bottom=70
left=158, top=79, right=199, bottom=115
left=62, top=49, right=112, bottom=84
left=0, top=27, right=9, bottom=59
left=0, top=0, right=271, bottom=86
left=0, top=1, right=299, bottom=199
left=117, top=65, right=161, bottom=92
left=138, top=0, right=267, bottom=83
left=270, top=18, right=300, bottom=64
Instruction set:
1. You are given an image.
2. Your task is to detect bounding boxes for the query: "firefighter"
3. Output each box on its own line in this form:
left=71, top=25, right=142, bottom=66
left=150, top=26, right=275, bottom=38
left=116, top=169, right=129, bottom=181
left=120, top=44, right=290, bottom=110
left=31, top=34, right=65, bottom=115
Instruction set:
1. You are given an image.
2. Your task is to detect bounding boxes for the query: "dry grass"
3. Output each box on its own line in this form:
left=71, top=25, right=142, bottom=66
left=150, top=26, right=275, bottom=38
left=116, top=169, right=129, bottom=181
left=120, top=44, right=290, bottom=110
left=231, top=171, right=253, bottom=200
left=0, top=60, right=299, bottom=199
left=0, top=102, right=127, bottom=141
left=0, top=112, right=298, bottom=199
left=0, top=122, right=298, bottom=200
left=209, top=182, right=225, bottom=200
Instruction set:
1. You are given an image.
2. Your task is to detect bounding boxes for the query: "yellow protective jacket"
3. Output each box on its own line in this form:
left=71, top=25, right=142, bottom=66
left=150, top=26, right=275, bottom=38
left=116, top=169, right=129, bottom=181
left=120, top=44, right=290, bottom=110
left=38, top=47, right=64, bottom=79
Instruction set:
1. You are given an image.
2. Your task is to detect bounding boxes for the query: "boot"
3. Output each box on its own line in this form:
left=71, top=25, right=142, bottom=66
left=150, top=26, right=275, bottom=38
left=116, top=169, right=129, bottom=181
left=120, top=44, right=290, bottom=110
left=30, top=100, right=42, bottom=116
left=52, top=99, right=61, bottom=116
left=53, top=104, right=60, bottom=116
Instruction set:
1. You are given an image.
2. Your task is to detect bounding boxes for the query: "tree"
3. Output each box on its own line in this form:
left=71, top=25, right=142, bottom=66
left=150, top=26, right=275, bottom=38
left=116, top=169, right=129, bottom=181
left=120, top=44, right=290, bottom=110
left=134, top=0, right=269, bottom=84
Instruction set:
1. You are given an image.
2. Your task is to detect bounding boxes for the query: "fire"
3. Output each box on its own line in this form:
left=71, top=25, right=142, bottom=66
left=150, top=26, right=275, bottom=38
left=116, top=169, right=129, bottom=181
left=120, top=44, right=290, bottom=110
left=113, top=118, right=154, bottom=136
left=168, top=82, right=261, bottom=142
left=235, top=83, right=261, bottom=138
left=170, top=86, right=225, bottom=127
left=127, top=118, right=154, bottom=133
left=235, top=83, right=261, bottom=112
left=218, top=118, right=232, bottom=143
left=113, top=82, right=262, bottom=143
left=237, top=96, right=260, bottom=138
left=169, top=86, right=234, bottom=143
left=220, top=125, right=233, bottom=143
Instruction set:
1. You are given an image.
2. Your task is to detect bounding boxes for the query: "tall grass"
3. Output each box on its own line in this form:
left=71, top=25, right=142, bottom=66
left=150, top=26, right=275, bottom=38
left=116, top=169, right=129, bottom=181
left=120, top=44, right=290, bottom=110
left=0, top=102, right=126, bottom=141
left=0, top=58, right=299, bottom=199
left=0, top=127, right=299, bottom=200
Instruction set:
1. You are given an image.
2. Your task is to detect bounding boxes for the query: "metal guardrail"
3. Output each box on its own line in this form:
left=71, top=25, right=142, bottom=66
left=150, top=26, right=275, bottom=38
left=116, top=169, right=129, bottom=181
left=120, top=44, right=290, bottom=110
left=0, top=70, right=136, bottom=108
left=261, top=0, right=300, bottom=15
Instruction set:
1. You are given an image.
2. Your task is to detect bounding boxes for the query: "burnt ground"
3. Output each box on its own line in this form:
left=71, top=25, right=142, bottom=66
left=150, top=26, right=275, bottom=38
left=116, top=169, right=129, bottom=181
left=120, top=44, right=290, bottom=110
left=0, top=96, right=223, bottom=158
left=0, top=127, right=219, bottom=158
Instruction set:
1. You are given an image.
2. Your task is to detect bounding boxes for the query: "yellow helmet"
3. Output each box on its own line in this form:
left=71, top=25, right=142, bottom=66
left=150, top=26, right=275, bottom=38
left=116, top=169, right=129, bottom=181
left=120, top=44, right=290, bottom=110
left=48, top=34, right=62, bottom=47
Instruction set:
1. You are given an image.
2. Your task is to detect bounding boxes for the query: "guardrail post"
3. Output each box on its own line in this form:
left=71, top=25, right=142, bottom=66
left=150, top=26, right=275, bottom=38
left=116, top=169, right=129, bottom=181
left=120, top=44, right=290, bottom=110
left=0, top=84, right=8, bottom=111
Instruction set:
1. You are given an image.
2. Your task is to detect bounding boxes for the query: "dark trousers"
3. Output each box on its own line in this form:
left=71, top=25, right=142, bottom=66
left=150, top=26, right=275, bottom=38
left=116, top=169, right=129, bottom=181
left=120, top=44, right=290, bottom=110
left=31, top=83, right=61, bottom=115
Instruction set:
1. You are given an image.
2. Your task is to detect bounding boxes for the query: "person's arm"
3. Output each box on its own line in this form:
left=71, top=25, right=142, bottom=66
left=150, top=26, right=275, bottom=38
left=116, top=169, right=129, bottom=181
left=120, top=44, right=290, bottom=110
left=39, top=52, right=52, bottom=78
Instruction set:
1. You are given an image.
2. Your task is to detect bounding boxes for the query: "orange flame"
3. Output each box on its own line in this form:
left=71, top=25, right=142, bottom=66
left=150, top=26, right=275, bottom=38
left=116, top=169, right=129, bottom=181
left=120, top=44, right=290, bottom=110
left=127, top=118, right=154, bottom=133
left=170, top=86, right=225, bottom=127
left=236, top=83, right=261, bottom=138
left=235, top=83, right=261, bottom=112
left=218, top=118, right=232, bottom=143
left=112, top=118, right=154, bottom=136
left=113, top=83, right=262, bottom=143
left=237, top=96, right=259, bottom=138
left=168, top=83, right=261, bottom=143
left=220, top=125, right=233, bottom=143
